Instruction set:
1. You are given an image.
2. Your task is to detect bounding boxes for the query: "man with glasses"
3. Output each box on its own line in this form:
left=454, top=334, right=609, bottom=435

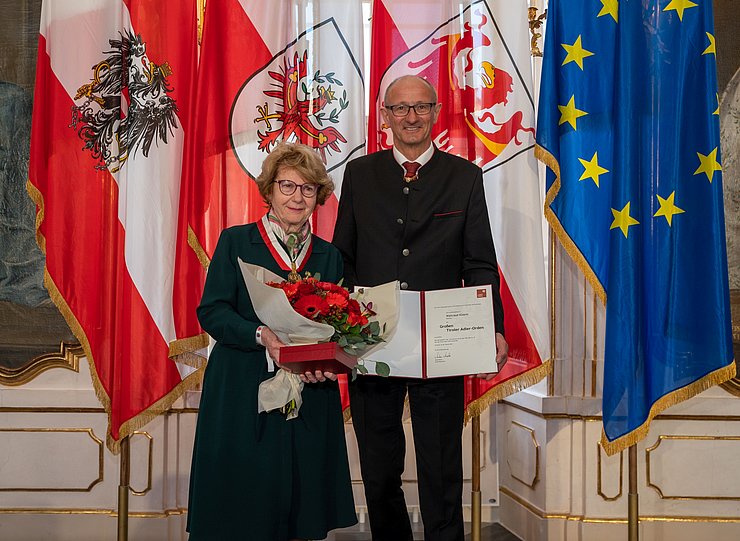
left=333, top=75, right=508, bottom=541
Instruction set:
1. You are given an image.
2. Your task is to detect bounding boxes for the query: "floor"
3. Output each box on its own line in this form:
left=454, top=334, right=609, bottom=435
left=331, top=521, right=521, bottom=540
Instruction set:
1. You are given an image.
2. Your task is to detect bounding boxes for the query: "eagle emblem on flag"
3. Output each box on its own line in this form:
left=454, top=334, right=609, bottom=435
left=230, top=19, right=365, bottom=181
left=254, top=51, right=348, bottom=163
left=70, top=30, right=180, bottom=172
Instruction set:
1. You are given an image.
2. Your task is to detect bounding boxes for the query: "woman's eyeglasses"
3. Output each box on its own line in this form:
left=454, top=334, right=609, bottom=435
left=384, top=102, right=436, bottom=117
left=276, top=179, right=318, bottom=198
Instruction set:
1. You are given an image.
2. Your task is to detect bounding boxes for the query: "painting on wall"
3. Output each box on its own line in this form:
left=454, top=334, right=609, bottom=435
left=0, top=0, right=80, bottom=384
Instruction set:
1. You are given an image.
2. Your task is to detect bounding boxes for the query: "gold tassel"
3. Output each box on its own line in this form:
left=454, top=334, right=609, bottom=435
left=29, top=179, right=206, bottom=454
left=168, top=333, right=209, bottom=358
left=535, top=145, right=606, bottom=304
left=463, top=360, right=553, bottom=424
left=187, top=225, right=211, bottom=270
left=600, top=361, right=737, bottom=456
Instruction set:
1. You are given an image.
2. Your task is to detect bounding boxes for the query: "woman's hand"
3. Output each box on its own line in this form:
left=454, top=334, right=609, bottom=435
left=260, top=328, right=337, bottom=382
left=299, top=370, right=338, bottom=384
left=259, top=327, right=285, bottom=367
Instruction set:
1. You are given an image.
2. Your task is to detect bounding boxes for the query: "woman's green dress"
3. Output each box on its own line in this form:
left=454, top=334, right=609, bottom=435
left=187, top=223, right=356, bottom=540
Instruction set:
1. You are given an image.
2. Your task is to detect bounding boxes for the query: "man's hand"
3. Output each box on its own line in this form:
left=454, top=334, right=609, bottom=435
left=476, top=333, right=509, bottom=381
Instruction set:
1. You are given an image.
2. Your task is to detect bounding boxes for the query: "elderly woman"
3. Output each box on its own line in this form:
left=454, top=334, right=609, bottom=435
left=187, top=142, right=356, bottom=540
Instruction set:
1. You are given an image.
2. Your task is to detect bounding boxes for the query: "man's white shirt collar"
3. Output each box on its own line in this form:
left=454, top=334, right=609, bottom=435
left=392, top=144, right=434, bottom=168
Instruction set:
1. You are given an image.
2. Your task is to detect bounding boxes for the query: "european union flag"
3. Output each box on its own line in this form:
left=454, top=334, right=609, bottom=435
left=536, top=0, right=735, bottom=454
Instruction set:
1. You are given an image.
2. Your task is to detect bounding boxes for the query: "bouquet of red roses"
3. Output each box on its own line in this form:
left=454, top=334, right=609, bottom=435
left=239, top=259, right=396, bottom=377
left=266, top=274, right=384, bottom=356
left=238, top=260, right=396, bottom=418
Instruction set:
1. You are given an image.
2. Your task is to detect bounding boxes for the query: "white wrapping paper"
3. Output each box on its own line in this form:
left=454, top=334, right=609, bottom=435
left=238, top=260, right=336, bottom=345
left=257, top=369, right=304, bottom=420
left=237, top=259, right=399, bottom=416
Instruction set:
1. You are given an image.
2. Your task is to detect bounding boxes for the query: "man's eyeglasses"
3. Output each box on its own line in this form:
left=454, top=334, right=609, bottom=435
left=384, top=102, right=436, bottom=117
left=276, top=179, right=318, bottom=198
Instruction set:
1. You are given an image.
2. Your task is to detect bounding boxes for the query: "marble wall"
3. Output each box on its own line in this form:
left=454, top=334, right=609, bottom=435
left=720, top=69, right=739, bottom=290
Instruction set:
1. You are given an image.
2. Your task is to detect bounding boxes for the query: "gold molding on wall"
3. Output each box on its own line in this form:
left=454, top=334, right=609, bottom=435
left=129, top=431, right=153, bottom=496
left=646, top=435, right=740, bottom=500
left=0, top=341, right=83, bottom=386
left=720, top=361, right=740, bottom=398
left=0, top=507, right=187, bottom=518
left=0, top=428, right=103, bottom=492
left=502, top=399, right=740, bottom=422
left=596, top=444, right=623, bottom=501
left=500, top=486, right=740, bottom=523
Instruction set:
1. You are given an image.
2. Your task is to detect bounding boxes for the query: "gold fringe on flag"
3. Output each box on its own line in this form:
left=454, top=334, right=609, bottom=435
left=600, top=360, right=736, bottom=456
left=535, top=145, right=606, bottom=305
left=188, top=225, right=211, bottom=270
left=169, top=333, right=209, bottom=368
left=27, top=179, right=205, bottom=454
left=177, top=226, right=212, bottom=368
left=27, top=180, right=46, bottom=253
left=111, top=368, right=203, bottom=454
left=463, top=360, right=553, bottom=424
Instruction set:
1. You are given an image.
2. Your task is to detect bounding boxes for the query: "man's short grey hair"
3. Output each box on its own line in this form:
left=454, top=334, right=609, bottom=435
left=383, top=75, right=438, bottom=105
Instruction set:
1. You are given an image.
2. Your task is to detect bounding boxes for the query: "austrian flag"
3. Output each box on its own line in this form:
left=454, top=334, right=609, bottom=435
left=29, top=0, right=200, bottom=451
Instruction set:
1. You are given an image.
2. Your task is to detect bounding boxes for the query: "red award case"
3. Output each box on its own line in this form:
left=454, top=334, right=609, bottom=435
left=278, top=342, right=358, bottom=375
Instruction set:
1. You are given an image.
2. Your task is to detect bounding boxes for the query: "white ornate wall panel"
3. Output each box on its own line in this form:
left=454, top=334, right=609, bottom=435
left=0, top=361, right=502, bottom=539
left=646, top=434, right=740, bottom=501
left=0, top=427, right=104, bottom=492
left=506, top=421, right=540, bottom=489
left=498, top=384, right=740, bottom=540
left=490, top=187, right=740, bottom=541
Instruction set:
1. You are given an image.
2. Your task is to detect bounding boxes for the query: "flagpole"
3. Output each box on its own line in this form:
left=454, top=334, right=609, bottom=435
left=117, top=436, right=130, bottom=541
left=628, top=444, right=638, bottom=541
left=471, top=414, right=482, bottom=541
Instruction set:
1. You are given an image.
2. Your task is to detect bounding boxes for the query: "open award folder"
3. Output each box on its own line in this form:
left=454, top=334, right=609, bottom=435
left=358, top=284, right=498, bottom=378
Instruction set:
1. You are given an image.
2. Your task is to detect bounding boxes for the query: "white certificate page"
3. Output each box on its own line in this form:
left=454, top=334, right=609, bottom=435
left=424, top=285, right=497, bottom=378
left=362, top=285, right=497, bottom=378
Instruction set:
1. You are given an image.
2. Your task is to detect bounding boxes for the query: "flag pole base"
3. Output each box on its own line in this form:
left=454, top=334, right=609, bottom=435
left=117, top=436, right=130, bottom=541
left=471, top=489, right=482, bottom=541
left=471, top=414, right=481, bottom=541
left=628, top=492, right=638, bottom=541
left=628, top=444, right=639, bottom=541
left=117, top=486, right=129, bottom=540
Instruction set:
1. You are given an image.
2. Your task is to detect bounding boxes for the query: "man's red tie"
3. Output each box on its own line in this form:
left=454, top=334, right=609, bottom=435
left=402, top=161, right=421, bottom=182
